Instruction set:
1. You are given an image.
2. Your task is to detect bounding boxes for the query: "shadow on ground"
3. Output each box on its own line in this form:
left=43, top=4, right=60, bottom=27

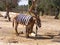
left=0, top=27, right=2, bottom=29
left=18, top=34, right=55, bottom=40
left=0, top=19, right=12, bottom=22
left=52, top=36, right=60, bottom=43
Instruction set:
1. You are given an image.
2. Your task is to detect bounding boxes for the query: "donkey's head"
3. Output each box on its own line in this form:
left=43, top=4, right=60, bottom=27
left=35, top=15, right=41, bottom=28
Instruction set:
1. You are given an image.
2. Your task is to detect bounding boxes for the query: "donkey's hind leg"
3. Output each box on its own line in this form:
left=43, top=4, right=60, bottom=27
left=15, top=22, right=19, bottom=36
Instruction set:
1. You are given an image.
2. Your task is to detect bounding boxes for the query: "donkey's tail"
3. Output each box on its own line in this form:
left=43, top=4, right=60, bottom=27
left=12, top=18, right=14, bottom=27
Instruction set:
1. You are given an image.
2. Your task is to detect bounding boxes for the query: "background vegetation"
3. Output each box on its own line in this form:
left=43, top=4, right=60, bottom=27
left=0, top=0, right=60, bottom=19
left=29, top=0, right=60, bottom=19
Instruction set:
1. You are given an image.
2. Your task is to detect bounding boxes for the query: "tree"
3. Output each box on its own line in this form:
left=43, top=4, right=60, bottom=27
left=53, top=0, right=60, bottom=19
left=36, top=0, right=60, bottom=18
left=29, top=0, right=40, bottom=15
left=1, top=0, right=20, bottom=21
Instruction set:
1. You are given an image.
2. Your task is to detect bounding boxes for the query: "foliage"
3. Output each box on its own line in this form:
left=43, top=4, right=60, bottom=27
left=29, top=0, right=60, bottom=15
left=0, top=1, right=5, bottom=11
left=12, top=5, right=28, bottom=12
left=0, top=0, right=20, bottom=11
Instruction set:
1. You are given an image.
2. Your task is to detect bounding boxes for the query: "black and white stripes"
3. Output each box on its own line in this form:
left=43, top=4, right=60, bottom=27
left=16, top=14, right=33, bottom=25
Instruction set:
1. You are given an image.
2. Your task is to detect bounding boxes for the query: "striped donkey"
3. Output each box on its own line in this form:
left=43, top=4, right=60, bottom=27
left=13, top=14, right=41, bottom=37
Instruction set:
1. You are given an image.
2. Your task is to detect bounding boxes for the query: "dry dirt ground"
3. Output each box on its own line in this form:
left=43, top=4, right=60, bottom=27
left=0, top=12, right=60, bottom=45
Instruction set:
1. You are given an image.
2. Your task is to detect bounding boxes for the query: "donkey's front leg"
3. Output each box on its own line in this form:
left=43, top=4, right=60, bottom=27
left=26, top=26, right=29, bottom=38
left=15, top=22, right=19, bottom=36
left=36, top=25, right=38, bottom=36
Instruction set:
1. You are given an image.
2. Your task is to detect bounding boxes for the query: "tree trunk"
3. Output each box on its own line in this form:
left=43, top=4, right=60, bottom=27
left=6, top=8, right=11, bottom=21
left=54, top=8, right=59, bottom=19
left=29, top=0, right=37, bottom=14
left=5, top=5, right=11, bottom=21
left=41, top=9, right=44, bottom=16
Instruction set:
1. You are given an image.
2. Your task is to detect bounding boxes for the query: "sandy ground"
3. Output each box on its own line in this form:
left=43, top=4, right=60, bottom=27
left=0, top=12, right=60, bottom=45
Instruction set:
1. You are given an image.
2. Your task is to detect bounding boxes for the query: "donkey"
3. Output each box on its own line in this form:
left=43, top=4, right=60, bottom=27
left=12, top=14, right=41, bottom=37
